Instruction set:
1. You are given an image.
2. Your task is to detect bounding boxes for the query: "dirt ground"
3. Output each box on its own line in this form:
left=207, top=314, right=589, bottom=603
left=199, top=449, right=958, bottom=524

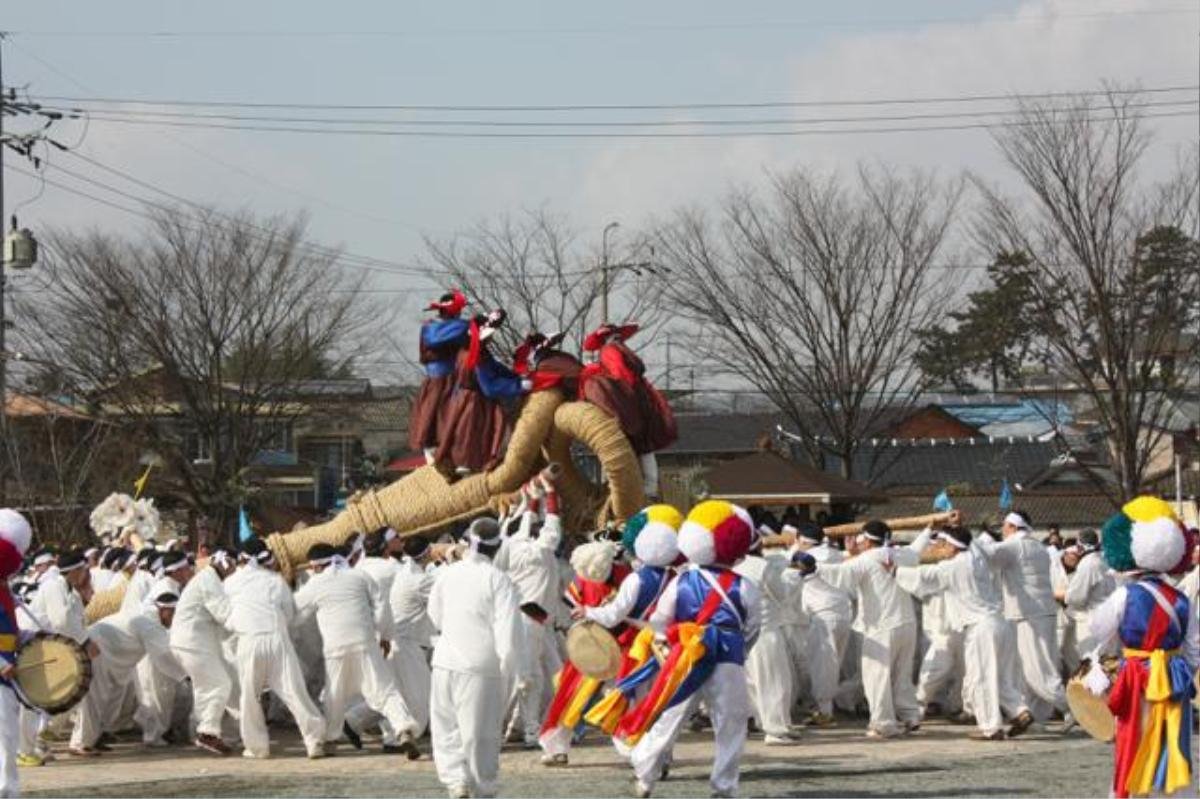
left=19, top=718, right=1116, bottom=798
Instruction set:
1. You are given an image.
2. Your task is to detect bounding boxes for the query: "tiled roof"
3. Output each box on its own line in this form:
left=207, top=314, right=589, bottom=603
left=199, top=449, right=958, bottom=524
left=662, top=412, right=785, bottom=455
left=865, top=489, right=1121, bottom=528
left=701, top=451, right=877, bottom=503
left=827, top=437, right=1063, bottom=491
left=3, top=392, right=91, bottom=420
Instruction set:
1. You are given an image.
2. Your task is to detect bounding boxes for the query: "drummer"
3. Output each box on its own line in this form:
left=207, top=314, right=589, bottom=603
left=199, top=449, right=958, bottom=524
left=0, top=509, right=34, bottom=798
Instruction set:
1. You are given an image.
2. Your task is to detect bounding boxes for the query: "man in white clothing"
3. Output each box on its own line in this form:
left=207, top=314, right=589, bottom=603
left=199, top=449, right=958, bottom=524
left=735, top=537, right=801, bottom=744
left=70, top=592, right=184, bottom=756
left=899, top=524, right=1029, bottom=740
left=493, top=479, right=562, bottom=750
left=427, top=517, right=528, bottom=799
left=818, top=520, right=929, bottom=738
left=975, top=511, right=1064, bottom=729
left=136, top=550, right=195, bottom=746
left=792, top=523, right=854, bottom=727
left=223, top=539, right=326, bottom=760
left=169, top=547, right=238, bottom=755
left=1063, top=530, right=1117, bottom=660
left=294, top=543, right=420, bottom=759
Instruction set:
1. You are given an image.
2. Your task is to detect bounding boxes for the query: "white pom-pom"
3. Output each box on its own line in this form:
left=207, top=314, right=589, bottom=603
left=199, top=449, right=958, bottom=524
left=677, top=521, right=716, bottom=566
left=634, top=522, right=679, bottom=567
left=570, top=541, right=617, bottom=582
left=0, top=509, right=33, bottom=555
left=1130, top=517, right=1185, bottom=573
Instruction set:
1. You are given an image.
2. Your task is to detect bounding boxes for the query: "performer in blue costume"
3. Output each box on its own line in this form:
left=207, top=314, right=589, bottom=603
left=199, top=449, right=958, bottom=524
left=0, top=509, right=34, bottom=798
left=409, top=290, right=471, bottom=464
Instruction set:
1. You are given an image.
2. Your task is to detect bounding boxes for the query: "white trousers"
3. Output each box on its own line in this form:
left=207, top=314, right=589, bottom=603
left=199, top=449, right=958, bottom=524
left=175, top=647, right=238, bottom=738
left=515, top=619, right=550, bottom=742
left=17, top=708, right=43, bottom=758
left=639, top=454, right=660, bottom=497
left=236, top=634, right=325, bottom=757
left=132, top=657, right=177, bottom=744
left=323, top=646, right=417, bottom=743
left=631, top=662, right=748, bottom=796
left=916, top=630, right=964, bottom=714
left=1013, top=615, right=1067, bottom=716
left=807, top=613, right=850, bottom=716
left=0, top=688, right=19, bottom=798
left=71, top=653, right=130, bottom=750
left=746, top=628, right=793, bottom=736
left=430, top=668, right=503, bottom=798
left=860, top=623, right=920, bottom=736
left=960, top=614, right=1027, bottom=734
left=346, top=639, right=432, bottom=740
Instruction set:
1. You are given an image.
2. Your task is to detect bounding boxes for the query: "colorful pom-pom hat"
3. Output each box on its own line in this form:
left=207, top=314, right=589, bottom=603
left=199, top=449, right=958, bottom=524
left=678, top=500, right=754, bottom=567
left=621, top=505, right=683, bottom=567
left=1100, top=496, right=1194, bottom=575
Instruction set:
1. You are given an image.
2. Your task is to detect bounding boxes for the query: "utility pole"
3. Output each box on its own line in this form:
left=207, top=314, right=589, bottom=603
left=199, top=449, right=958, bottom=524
left=600, top=221, right=619, bottom=324
left=665, top=337, right=672, bottom=392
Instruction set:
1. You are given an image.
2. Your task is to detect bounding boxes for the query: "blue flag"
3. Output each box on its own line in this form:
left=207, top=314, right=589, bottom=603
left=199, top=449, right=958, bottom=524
left=933, top=489, right=953, bottom=512
left=238, top=506, right=254, bottom=543
left=998, top=479, right=1013, bottom=511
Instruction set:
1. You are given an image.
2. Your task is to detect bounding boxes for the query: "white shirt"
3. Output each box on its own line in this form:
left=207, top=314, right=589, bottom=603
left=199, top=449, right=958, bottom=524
left=797, top=543, right=853, bottom=619
left=143, top=575, right=183, bottom=614
left=1178, top=567, right=1199, bottom=608
left=91, top=567, right=116, bottom=593
left=224, top=563, right=296, bottom=637
left=734, top=554, right=799, bottom=631
left=899, top=539, right=1004, bottom=632
left=1089, top=583, right=1200, bottom=669
left=390, top=558, right=435, bottom=646
left=1064, top=551, right=1116, bottom=619
left=30, top=568, right=87, bottom=643
left=428, top=551, right=526, bottom=680
left=819, top=531, right=929, bottom=635
left=494, top=512, right=562, bottom=612
left=88, top=612, right=185, bottom=681
left=294, top=565, right=387, bottom=657
left=975, top=532, right=1057, bottom=620
left=584, top=568, right=664, bottom=629
left=120, top=570, right=155, bottom=617
left=169, top=566, right=232, bottom=652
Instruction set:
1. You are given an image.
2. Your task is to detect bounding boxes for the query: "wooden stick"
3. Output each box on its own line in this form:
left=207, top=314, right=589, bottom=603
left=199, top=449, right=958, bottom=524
left=762, top=512, right=954, bottom=548
left=17, top=657, right=58, bottom=671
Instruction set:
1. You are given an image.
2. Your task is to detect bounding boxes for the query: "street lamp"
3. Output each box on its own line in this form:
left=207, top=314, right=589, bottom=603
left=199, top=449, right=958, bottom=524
left=600, top=221, right=620, bottom=325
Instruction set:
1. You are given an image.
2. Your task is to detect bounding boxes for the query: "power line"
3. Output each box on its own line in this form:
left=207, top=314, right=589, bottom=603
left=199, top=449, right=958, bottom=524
left=24, top=84, right=1196, bottom=114
left=55, top=108, right=1198, bottom=140
left=9, top=7, right=1197, bottom=38
left=38, top=98, right=1199, bottom=129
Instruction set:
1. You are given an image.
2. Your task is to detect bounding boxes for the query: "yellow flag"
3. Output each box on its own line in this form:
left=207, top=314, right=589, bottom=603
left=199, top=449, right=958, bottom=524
left=133, top=464, right=153, bottom=499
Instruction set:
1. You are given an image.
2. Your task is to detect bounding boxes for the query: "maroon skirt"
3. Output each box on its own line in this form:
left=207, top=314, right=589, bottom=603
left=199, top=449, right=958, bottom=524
left=583, top=376, right=677, bottom=455
left=408, top=374, right=456, bottom=451
left=434, top=389, right=511, bottom=473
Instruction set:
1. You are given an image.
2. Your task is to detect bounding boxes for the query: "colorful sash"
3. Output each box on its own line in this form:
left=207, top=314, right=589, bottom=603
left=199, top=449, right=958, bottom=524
left=610, top=569, right=738, bottom=746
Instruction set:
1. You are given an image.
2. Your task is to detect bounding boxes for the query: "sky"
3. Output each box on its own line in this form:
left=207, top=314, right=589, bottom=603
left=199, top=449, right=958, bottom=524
left=2, top=0, right=1198, bottom=384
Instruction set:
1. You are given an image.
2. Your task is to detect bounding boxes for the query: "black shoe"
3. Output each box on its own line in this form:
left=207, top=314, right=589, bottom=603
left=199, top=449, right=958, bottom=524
left=396, top=732, right=420, bottom=761
left=343, top=722, right=363, bottom=751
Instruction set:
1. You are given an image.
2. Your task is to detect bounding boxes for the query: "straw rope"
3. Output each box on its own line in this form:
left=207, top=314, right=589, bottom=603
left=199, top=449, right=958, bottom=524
left=84, top=583, right=128, bottom=623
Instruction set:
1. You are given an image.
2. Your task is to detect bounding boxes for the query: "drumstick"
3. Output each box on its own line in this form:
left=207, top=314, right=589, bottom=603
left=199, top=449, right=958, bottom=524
left=16, top=658, right=58, bottom=671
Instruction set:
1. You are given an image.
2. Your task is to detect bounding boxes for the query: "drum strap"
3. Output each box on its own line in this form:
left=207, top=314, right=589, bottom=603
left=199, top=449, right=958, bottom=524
left=694, top=568, right=741, bottom=627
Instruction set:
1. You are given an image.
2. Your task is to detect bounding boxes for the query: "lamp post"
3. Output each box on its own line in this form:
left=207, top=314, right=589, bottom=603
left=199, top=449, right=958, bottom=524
left=600, top=221, right=619, bottom=324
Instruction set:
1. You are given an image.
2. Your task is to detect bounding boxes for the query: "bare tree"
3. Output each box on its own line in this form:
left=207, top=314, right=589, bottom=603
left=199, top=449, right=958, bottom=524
left=974, top=88, right=1200, bottom=502
left=655, top=166, right=962, bottom=480
left=419, top=208, right=669, bottom=357
left=13, top=206, right=381, bottom=537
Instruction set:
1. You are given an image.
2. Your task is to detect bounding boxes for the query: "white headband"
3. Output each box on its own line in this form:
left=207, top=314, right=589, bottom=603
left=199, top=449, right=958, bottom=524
left=211, top=551, right=233, bottom=570
left=32, top=553, right=54, bottom=567
left=162, top=558, right=188, bottom=574
left=1004, top=512, right=1030, bottom=531
left=58, top=559, right=88, bottom=574
left=154, top=595, right=178, bottom=609
left=384, top=528, right=398, bottom=543
left=937, top=531, right=968, bottom=551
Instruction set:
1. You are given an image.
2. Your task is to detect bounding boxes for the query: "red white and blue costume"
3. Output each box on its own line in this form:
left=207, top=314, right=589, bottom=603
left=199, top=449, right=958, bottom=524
left=622, top=501, right=759, bottom=798
left=1089, top=497, right=1198, bottom=798
left=0, top=510, right=34, bottom=798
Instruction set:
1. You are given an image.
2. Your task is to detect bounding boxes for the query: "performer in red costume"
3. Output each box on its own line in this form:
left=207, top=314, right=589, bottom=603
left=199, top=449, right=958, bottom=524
left=578, top=323, right=677, bottom=498
left=0, top=509, right=34, bottom=798
left=513, top=331, right=580, bottom=397
left=537, top=539, right=631, bottom=767
left=410, top=291, right=471, bottom=465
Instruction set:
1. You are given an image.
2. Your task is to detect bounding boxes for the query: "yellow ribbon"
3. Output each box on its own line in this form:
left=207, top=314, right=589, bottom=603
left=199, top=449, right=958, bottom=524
left=1122, top=647, right=1191, bottom=796
left=0, top=633, right=15, bottom=653
left=585, top=627, right=657, bottom=733
left=620, top=622, right=708, bottom=746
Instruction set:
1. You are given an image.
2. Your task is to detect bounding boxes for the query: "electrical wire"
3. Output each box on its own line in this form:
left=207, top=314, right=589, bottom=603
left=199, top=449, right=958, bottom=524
left=24, top=83, right=1197, bottom=113
left=35, top=98, right=1199, bottom=129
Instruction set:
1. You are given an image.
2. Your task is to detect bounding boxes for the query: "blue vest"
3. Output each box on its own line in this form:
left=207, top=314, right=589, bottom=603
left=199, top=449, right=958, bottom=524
left=1118, top=578, right=1190, bottom=651
left=674, top=567, right=748, bottom=665
left=631, top=566, right=668, bottom=621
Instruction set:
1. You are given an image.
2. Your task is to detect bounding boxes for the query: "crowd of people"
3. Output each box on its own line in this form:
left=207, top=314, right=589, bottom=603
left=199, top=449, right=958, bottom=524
left=0, top=294, right=1194, bottom=799
left=0, top=491, right=1195, bottom=799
